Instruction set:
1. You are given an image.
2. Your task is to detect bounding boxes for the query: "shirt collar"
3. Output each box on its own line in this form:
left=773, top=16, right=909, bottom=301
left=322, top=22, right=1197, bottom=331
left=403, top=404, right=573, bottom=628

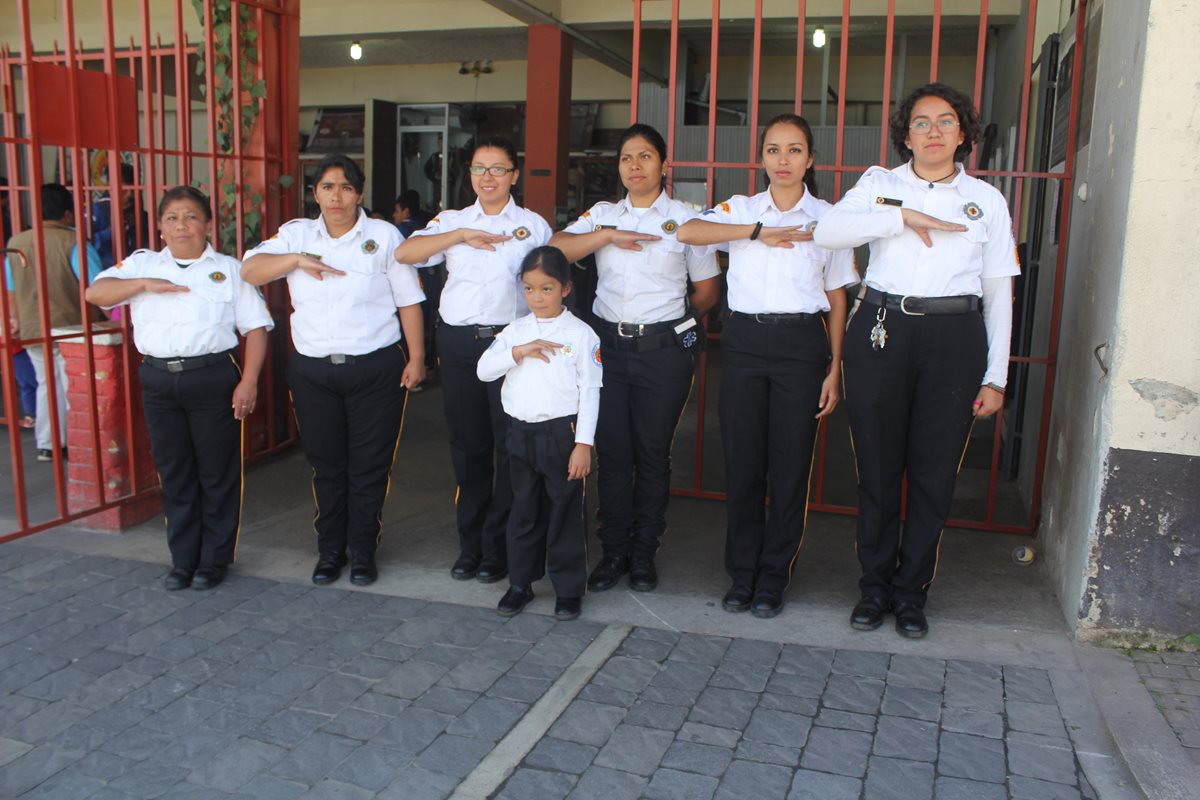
left=758, top=186, right=821, bottom=218
left=316, top=209, right=367, bottom=242
left=464, top=196, right=519, bottom=224
left=158, top=243, right=217, bottom=266
left=902, top=160, right=965, bottom=188
left=616, top=190, right=672, bottom=220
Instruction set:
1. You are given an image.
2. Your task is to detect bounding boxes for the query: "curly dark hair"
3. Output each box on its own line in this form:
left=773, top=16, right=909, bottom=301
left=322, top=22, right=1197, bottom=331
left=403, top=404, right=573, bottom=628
left=889, top=83, right=982, bottom=163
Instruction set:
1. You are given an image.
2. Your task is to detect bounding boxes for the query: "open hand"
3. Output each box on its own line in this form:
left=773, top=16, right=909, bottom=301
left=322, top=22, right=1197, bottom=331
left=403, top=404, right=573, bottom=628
left=900, top=208, right=969, bottom=248
left=462, top=229, right=513, bottom=251
left=142, top=278, right=190, bottom=294
left=758, top=226, right=815, bottom=248
left=296, top=254, right=346, bottom=281
left=512, top=339, right=563, bottom=364
left=609, top=230, right=661, bottom=252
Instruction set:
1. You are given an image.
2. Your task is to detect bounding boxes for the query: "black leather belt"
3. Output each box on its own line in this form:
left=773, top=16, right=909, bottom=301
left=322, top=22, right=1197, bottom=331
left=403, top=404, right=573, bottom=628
left=595, top=318, right=679, bottom=352
left=510, top=414, right=576, bottom=430
left=863, top=286, right=981, bottom=315
left=300, top=343, right=398, bottom=365
left=728, top=310, right=821, bottom=326
left=439, top=319, right=501, bottom=340
left=143, top=351, right=234, bottom=373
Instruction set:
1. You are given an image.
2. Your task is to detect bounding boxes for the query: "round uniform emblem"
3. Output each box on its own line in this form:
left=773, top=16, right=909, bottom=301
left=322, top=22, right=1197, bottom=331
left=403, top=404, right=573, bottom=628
left=513, top=227, right=531, bottom=240
left=362, top=239, right=379, bottom=254
left=682, top=330, right=698, bottom=349
left=963, top=202, right=983, bottom=220
left=661, top=219, right=678, bottom=234
left=208, top=271, right=227, bottom=283
left=591, top=343, right=603, bottom=366
left=561, top=344, right=574, bottom=356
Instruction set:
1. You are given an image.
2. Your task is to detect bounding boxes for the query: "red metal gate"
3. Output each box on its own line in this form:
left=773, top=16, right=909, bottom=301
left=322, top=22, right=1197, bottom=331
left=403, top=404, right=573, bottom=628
left=636, top=0, right=1089, bottom=534
left=1, top=0, right=300, bottom=541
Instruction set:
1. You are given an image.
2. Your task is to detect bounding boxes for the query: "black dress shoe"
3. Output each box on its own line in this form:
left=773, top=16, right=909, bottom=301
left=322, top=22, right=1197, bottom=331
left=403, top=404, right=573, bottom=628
left=722, top=584, right=754, bottom=613
left=192, top=565, right=226, bottom=591
left=451, top=555, right=480, bottom=581
left=164, top=568, right=193, bottom=591
left=751, top=589, right=784, bottom=619
left=476, top=559, right=508, bottom=584
left=587, top=555, right=629, bottom=592
left=349, top=554, right=378, bottom=586
left=894, top=602, right=928, bottom=639
left=497, top=586, right=534, bottom=617
left=850, top=597, right=888, bottom=631
left=628, top=558, right=658, bottom=592
left=554, top=597, right=582, bottom=621
left=312, top=553, right=348, bottom=585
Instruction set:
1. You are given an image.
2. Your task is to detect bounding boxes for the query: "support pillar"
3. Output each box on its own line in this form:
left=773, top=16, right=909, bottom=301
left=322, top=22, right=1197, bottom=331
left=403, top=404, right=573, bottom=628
left=524, top=24, right=572, bottom=225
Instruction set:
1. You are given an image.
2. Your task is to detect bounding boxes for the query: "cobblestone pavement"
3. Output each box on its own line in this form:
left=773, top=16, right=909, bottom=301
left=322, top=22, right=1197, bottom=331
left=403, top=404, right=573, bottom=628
left=1130, top=650, right=1200, bottom=765
left=1, top=544, right=1108, bottom=799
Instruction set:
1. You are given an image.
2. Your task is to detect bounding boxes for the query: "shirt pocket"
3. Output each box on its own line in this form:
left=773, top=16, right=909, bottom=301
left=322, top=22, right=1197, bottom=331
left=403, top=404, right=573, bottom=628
left=188, top=278, right=235, bottom=323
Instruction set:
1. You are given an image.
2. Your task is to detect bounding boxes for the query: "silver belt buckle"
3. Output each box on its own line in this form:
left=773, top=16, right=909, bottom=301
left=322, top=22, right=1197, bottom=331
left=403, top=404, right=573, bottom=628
left=166, top=359, right=185, bottom=373
left=899, top=296, right=925, bottom=316
left=330, top=353, right=347, bottom=365
left=617, top=321, right=643, bottom=338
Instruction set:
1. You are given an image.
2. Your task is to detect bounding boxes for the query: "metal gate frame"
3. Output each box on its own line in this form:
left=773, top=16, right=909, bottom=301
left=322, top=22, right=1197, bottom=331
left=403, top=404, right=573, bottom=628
left=1, top=0, right=301, bottom=542
left=634, top=0, right=1088, bottom=534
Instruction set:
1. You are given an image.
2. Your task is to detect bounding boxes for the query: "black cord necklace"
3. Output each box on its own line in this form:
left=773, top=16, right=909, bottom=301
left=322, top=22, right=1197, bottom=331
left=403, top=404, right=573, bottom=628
left=912, top=165, right=958, bottom=189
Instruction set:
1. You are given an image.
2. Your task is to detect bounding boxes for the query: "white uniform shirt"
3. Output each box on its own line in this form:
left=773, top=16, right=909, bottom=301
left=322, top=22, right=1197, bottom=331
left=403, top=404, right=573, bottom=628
left=93, top=245, right=273, bottom=358
left=247, top=212, right=424, bottom=358
left=407, top=198, right=552, bottom=326
left=476, top=309, right=603, bottom=445
left=813, top=162, right=1021, bottom=386
left=700, top=189, right=859, bottom=314
left=562, top=192, right=720, bottom=324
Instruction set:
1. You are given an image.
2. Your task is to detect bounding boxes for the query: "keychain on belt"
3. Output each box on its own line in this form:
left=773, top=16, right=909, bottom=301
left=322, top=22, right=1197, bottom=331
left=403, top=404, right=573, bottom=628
left=870, top=307, right=888, bottom=350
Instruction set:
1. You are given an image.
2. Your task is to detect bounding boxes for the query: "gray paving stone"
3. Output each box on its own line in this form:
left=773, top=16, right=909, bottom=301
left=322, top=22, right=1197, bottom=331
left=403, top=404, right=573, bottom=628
left=445, top=696, right=528, bottom=742
left=69, top=749, right=132, bottom=780
left=832, top=649, right=890, bottom=679
left=624, top=699, right=689, bottom=731
left=659, top=740, right=733, bottom=777
left=758, top=691, right=819, bottom=716
left=141, top=696, right=223, bottom=734
left=935, top=776, right=1009, bottom=800
left=438, top=658, right=508, bottom=693
left=1005, top=666, right=1057, bottom=705
left=0, top=693, right=48, bottom=729
left=487, top=675, right=553, bottom=704
left=798, top=726, right=871, bottom=777
left=724, top=638, right=782, bottom=666
left=412, top=733, right=493, bottom=779
left=765, top=672, right=826, bottom=699
left=593, top=656, right=660, bottom=694
left=643, top=767, right=718, bottom=800
left=351, top=691, right=411, bottom=717
left=886, top=654, right=946, bottom=692
left=676, top=722, right=741, bottom=748
left=592, top=723, right=674, bottom=776
left=126, top=676, right=196, bottom=711
left=1008, top=774, right=1084, bottom=799
left=322, top=707, right=390, bottom=741
left=864, top=755, right=935, bottom=800
left=1007, top=731, right=1078, bottom=785
left=943, top=671, right=1004, bottom=713
left=98, top=724, right=174, bottom=762
left=374, top=706, right=455, bottom=752
left=374, top=659, right=449, bottom=699
left=873, top=715, right=938, bottom=762
left=1006, top=700, right=1068, bottom=738
left=292, top=673, right=373, bottom=715
left=880, top=684, right=941, bottom=722
left=547, top=700, right=626, bottom=747
left=269, top=731, right=361, bottom=785
left=576, top=683, right=638, bottom=708
left=938, top=731, right=1006, bottom=783
left=15, top=767, right=104, bottom=800
left=669, top=634, right=731, bottom=666
left=376, top=766, right=458, bottom=800
left=493, top=613, right=558, bottom=642
left=148, top=728, right=228, bottom=771
left=787, top=768, right=862, bottom=800
left=566, top=764, right=646, bottom=799
left=294, top=779, right=374, bottom=799
left=253, top=708, right=331, bottom=747
left=47, top=721, right=115, bottom=752
left=107, top=760, right=189, bottom=797
left=733, top=738, right=800, bottom=767
left=941, top=707, right=1003, bottom=739
left=712, top=759, right=792, bottom=799
left=776, top=645, right=835, bottom=678
left=231, top=774, right=308, bottom=799
left=648, top=660, right=714, bottom=694
left=640, top=684, right=703, bottom=707
left=525, top=736, right=599, bottom=774
left=709, top=660, right=773, bottom=693
left=413, top=686, right=480, bottom=716
left=742, top=707, right=813, bottom=748
left=18, top=666, right=98, bottom=702
left=524, top=635, right=589, bottom=668
left=327, top=742, right=415, bottom=790
left=190, top=736, right=287, bottom=792
left=821, top=673, right=885, bottom=714
left=687, top=687, right=759, bottom=730
left=495, top=767, right=577, bottom=800
left=946, top=659, right=1002, bottom=679
left=615, top=636, right=673, bottom=662
left=4, top=700, right=92, bottom=743
left=814, top=707, right=877, bottom=732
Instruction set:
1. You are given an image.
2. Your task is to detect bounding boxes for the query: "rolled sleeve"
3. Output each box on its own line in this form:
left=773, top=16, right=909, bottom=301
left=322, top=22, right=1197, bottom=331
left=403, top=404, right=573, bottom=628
left=823, top=247, right=860, bottom=291
left=233, top=280, right=274, bottom=336
left=813, top=168, right=905, bottom=250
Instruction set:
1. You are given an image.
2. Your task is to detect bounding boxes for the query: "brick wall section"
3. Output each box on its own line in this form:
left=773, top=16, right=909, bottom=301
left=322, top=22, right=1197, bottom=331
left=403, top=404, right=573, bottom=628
left=55, top=324, right=161, bottom=530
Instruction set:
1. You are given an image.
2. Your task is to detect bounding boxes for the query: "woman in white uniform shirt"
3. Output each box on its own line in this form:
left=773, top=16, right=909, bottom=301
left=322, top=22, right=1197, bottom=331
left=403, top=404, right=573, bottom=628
left=85, top=186, right=273, bottom=591
left=813, top=83, right=1020, bottom=638
left=678, top=114, right=858, bottom=619
left=394, top=137, right=552, bottom=585
left=242, top=155, right=426, bottom=588
left=550, top=123, right=720, bottom=594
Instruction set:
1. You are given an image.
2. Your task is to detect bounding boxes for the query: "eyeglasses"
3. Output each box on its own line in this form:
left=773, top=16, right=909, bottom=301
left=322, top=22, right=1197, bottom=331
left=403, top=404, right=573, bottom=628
left=909, top=118, right=960, bottom=134
left=468, top=165, right=516, bottom=177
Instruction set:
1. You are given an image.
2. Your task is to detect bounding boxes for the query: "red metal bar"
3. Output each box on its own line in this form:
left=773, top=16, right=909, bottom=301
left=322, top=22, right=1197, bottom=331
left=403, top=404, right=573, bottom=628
left=832, top=0, right=850, bottom=198
left=746, top=0, right=763, bottom=194
left=666, top=0, right=680, bottom=184
left=0, top=487, right=162, bottom=544
left=232, top=0, right=246, bottom=257
left=174, top=0, right=192, bottom=185
left=969, top=0, right=990, bottom=171
left=794, top=0, right=806, bottom=114
left=878, top=0, right=896, bottom=166
left=930, top=0, right=942, bottom=81
left=202, top=0, right=220, bottom=248
left=630, top=0, right=641, bottom=124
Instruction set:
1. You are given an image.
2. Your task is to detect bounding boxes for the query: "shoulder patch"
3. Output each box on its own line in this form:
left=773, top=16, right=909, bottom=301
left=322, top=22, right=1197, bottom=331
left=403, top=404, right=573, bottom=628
left=591, top=343, right=602, bottom=366
left=720, top=202, right=731, bottom=213
left=580, top=210, right=590, bottom=219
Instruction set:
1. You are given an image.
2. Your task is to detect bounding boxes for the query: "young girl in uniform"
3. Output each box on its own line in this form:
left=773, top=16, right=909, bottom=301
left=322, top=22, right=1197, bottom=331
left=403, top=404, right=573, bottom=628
left=476, top=246, right=602, bottom=620
left=395, top=137, right=553, bottom=586
left=550, top=123, right=720, bottom=594
left=677, top=114, right=858, bottom=618
left=85, top=186, right=273, bottom=591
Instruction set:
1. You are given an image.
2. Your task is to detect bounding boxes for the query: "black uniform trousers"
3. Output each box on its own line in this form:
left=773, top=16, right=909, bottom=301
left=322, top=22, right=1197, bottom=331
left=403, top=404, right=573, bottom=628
left=506, top=416, right=587, bottom=598
left=594, top=334, right=694, bottom=561
left=140, top=353, right=242, bottom=571
left=719, top=313, right=829, bottom=592
left=287, top=344, right=407, bottom=559
left=842, top=302, right=986, bottom=608
left=436, top=322, right=511, bottom=563
left=417, top=264, right=445, bottom=370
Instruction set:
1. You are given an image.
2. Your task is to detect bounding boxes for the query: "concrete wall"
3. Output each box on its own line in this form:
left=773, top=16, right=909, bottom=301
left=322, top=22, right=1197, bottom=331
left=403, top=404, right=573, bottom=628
left=1040, top=0, right=1200, bottom=637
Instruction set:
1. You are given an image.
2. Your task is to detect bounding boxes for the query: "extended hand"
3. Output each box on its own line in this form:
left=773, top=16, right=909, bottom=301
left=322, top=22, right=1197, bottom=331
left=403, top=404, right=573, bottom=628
left=900, top=208, right=968, bottom=248
left=296, top=254, right=346, bottom=281
left=231, top=379, right=257, bottom=420
left=815, top=370, right=840, bottom=418
left=142, top=278, right=190, bottom=294
left=610, top=230, right=661, bottom=251
left=512, top=339, right=563, bottom=364
left=462, top=229, right=513, bottom=251
left=758, top=226, right=815, bottom=249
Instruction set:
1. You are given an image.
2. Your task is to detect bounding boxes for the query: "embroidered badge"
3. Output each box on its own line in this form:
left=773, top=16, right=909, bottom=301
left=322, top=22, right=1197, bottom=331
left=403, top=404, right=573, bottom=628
left=720, top=201, right=731, bottom=213
left=209, top=271, right=227, bottom=283
left=301, top=251, right=322, bottom=262
left=875, top=197, right=903, bottom=207
left=561, top=344, right=574, bottom=356
left=513, top=227, right=531, bottom=240
left=591, top=343, right=603, bottom=366
left=362, top=239, right=378, bottom=254
left=661, top=219, right=678, bottom=234
left=682, top=331, right=698, bottom=349
left=964, top=202, right=983, bottom=220
left=113, top=261, right=124, bottom=269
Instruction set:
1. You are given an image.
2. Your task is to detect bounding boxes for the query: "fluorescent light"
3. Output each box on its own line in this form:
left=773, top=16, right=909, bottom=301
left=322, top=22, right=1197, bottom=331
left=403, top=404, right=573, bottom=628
left=812, top=27, right=826, bottom=48
left=350, top=41, right=363, bottom=61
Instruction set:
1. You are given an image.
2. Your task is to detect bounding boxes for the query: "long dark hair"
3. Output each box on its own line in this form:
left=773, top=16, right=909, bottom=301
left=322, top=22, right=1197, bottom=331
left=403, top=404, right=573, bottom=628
left=760, top=113, right=819, bottom=198
left=889, top=83, right=982, bottom=163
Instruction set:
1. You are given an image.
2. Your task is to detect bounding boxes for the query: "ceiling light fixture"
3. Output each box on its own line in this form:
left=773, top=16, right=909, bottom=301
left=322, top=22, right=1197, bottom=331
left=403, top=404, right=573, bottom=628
left=812, top=27, right=826, bottom=48
left=350, top=41, right=363, bottom=61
